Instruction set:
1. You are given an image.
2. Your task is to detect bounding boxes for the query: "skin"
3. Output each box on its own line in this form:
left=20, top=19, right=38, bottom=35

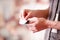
left=27, top=17, right=59, bottom=32
left=24, top=9, right=49, bottom=19
left=24, top=9, right=60, bottom=32
left=46, top=20, right=60, bottom=30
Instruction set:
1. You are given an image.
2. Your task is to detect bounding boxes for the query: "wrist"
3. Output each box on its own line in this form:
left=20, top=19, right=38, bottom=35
left=46, top=20, right=57, bottom=28
left=45, top=20, right=51, bottom=28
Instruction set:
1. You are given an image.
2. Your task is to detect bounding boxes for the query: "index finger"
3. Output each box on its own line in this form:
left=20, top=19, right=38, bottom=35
left=25, top=11, right=32, bottom=20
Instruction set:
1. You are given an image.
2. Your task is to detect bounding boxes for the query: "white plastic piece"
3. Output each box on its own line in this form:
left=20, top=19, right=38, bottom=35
left=19, top=9, right=27, bottom=24
left=19, top=18, right=27, bottom=24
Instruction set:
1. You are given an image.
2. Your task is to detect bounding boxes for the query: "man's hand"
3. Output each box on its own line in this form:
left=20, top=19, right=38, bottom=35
left=27, top=17, right=48, bottom=32
left=24, top=9, right=49, bottom=20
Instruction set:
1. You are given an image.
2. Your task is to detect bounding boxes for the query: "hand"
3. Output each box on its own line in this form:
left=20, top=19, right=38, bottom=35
left=24, top=8, right=49, bottom=20
left=27, top=17, right=48, bottom=32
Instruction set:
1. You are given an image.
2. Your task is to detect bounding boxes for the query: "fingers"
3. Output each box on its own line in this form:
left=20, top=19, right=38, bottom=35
left=26, top=24, right=37, bottom=32
left=25, top=11, right=32, bottom=20
left=27, top=17, right=39, bottom=24
left=24, top=9, right=29, bottom=17
left=27, top=17, right=48, bottom=32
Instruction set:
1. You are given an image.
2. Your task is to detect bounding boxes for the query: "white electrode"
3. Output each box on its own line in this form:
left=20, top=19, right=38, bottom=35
left=19, top=18, right=27, bottom=24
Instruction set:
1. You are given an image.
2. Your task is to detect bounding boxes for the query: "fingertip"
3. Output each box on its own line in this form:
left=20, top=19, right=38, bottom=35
left=25, top=12, right=32, bottom=20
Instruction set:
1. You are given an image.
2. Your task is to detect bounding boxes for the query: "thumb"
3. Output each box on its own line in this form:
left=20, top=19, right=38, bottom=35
left=25, top=11, right=32, bottom=20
